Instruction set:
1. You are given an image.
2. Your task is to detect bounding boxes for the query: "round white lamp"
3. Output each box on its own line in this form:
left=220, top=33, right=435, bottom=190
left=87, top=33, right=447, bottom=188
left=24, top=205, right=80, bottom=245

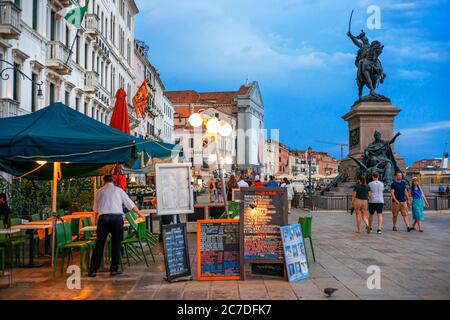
left=206, top=118, right=220, bottom=134
left=188, top=113, right=203, bottom=128
left=218, top=121, right=232, bottom=137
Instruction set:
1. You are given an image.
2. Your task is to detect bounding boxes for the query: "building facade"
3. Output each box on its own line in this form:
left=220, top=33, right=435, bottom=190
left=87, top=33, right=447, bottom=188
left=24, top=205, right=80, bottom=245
left=166, top=81, right=264, bottom=176
left=277, top=142, right=289, bottom=175
left=263, top=139, right=278, bottom=179
left=132, top=39, right=174, bottom=142
left=1, top=1, right=178, bottom=138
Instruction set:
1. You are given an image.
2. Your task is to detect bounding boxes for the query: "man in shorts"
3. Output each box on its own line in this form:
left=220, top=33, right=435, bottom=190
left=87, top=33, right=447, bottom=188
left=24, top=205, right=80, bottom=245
left=368, top=172, right=384, bottom=234
left=390, top=171, right=414, bottom=232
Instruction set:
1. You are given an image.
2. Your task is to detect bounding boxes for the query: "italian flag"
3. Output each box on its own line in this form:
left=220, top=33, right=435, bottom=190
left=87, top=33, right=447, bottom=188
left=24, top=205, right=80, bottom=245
left=57, top=0, right=90, bottom=29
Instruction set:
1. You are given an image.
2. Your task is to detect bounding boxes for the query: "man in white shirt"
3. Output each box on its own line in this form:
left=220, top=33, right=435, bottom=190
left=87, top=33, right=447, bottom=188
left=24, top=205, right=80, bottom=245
left=237, top=175, right=249, bottom=188
left=368, top=172, right=384, bottom=234
left=89, top=175, right=143, bottom=277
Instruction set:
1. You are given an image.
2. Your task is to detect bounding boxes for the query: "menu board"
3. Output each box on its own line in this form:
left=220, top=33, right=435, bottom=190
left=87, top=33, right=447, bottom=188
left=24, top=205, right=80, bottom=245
left=197, top=219, right=240, bottom=281
left=240, top=188, right=288, bottom=279
left=162, top=223, right=192, bottom=282
left=156, top=163, right=194, bottom=215
left=281, top=224, right=309, bottom=282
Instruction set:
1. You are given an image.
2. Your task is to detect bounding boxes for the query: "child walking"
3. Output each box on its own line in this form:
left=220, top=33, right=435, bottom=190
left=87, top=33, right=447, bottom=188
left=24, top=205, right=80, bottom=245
left=410, top=177, right=429, bottom=232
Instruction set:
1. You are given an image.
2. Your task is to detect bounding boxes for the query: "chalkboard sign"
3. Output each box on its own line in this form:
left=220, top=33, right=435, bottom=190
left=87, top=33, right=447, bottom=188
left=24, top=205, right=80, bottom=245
left=162, top=223, right=192, bottom=282
left=197, top=219, right=240, bottom=280
left=240, top=187, right=288, bottom=280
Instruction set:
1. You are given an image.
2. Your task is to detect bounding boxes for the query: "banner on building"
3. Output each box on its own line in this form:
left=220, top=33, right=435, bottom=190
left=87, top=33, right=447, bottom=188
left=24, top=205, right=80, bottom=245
left=132, top=80, right=148, bottom=119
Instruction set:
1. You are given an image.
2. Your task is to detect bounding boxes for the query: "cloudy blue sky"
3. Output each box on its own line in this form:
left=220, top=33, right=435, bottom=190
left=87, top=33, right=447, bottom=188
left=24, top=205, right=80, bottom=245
left=134, top=0, right=450, bottom=165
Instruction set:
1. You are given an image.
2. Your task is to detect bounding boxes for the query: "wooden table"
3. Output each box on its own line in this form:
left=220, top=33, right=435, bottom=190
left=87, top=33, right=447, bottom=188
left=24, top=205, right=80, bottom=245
left=11, top=222, right=52, bottom=268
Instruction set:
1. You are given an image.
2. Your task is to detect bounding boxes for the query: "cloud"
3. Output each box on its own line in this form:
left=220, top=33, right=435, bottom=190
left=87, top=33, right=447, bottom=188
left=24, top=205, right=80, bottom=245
left=395, top=69, right=430, bottom=79
left=135, top=0, right=354, bottom=82
left=400, top=121, right=450, bottom=136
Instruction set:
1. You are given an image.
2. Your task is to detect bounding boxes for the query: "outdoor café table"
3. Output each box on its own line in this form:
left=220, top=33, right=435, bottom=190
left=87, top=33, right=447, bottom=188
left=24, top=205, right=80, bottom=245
left=11, top=222, right=52, bottom=268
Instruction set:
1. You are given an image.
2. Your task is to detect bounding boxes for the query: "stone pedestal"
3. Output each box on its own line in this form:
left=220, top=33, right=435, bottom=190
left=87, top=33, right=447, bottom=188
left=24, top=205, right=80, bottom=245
left=340, top=100, right=405, bottom=182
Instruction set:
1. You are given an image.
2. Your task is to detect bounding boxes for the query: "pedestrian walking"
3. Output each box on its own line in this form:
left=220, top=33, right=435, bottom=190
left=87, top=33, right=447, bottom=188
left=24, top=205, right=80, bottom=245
left=89, top=175, right=143, bottom=277
left=264, top=175, right=279, bottom=187
left=352, top=175, right=371, bottom=233
left=390, top=171, right=414, bottom=232
left=281, top=177, right=294, bottom=212
left=208, top=178, right=216, bottom=203
left=217, top=179, right=223, bottom=203
left=438, top=183, right=445, bottom=195
left=237, top=175, right=249, bottom=188
left=411, top=177, right=429, bottom=232
left=226, top=175, right=238, bottom=201
left=368, top=172, right=384, bottom=234
left=253, top=175, right=263, bottom=187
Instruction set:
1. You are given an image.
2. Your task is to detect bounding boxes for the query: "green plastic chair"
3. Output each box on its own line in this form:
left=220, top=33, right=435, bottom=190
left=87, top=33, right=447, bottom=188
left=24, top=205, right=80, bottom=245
left=228, top=201, right=240, bottom=218
left=122, top=211, right=155, bottom=267
left=63, top=222, right=94, bottom=272
left=298, top=216, right=316, bottom=265
left=30, top=213, right=41, bottom=221
left=0, top=221, right=25, bottom=267
left=70, top=218, right=80, bottom=241
left=7, top=218, right=26, bottom=266
left=53, top=222, right=93, bottom=275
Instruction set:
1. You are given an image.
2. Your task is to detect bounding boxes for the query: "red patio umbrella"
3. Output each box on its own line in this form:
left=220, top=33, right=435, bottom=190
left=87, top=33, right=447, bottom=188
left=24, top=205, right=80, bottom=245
left=110, top=88, right=130, bottom=191
left=110, top=88, right=130, bottom=134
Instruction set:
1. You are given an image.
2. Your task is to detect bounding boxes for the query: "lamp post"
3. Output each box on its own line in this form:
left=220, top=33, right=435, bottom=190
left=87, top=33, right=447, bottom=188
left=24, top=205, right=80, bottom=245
left=307, top=146, right=313, bottom=198
left=0, top=59, right=44, bottom=100
left=189, top=111, right=233, bottom=217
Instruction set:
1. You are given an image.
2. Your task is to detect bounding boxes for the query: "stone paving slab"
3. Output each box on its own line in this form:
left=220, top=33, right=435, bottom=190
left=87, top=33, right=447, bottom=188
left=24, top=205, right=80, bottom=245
left=1, top=210, right=449, bottom=300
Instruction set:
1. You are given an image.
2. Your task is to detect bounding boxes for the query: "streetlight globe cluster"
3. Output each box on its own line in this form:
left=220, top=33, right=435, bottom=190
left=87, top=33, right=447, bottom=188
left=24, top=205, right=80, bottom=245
left=188, top=112, right=232, bottom=137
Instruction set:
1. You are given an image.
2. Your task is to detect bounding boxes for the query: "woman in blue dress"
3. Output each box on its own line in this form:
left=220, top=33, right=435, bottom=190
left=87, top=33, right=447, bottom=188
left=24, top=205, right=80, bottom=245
left=410, top=177, right=429, bottom=232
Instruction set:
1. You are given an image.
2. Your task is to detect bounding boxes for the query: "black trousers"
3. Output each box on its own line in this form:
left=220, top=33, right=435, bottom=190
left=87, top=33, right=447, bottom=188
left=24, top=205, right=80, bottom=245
left=89, top=214, right=123, bottom=273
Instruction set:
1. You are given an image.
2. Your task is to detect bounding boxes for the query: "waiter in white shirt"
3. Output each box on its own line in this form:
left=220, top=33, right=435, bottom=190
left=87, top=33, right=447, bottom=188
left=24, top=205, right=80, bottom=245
left=89, top=175, right=143, bottom=277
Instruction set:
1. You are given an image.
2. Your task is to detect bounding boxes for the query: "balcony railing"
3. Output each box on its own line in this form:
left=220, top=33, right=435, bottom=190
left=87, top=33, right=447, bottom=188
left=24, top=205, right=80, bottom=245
left=0, top=98, right=28, bottom=118
left=0, top=1, right=22, bottom=39
left=84, top=13, right=100, bottom=35
left=46, top=41, right=72, bottom=75
left=84, top=71, right=100, bottom=93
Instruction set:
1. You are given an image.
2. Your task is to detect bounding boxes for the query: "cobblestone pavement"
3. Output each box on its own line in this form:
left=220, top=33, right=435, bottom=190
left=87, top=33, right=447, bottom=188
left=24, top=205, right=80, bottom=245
left=1, top=210, right=449, bottom=300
